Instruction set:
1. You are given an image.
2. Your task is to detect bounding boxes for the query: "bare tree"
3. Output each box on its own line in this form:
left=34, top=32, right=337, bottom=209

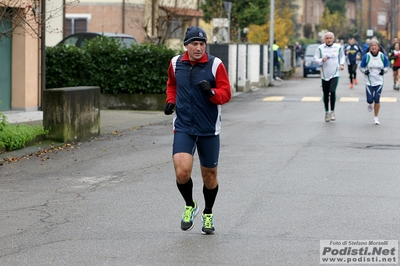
left=0, top=0, right=78, bottom=39
left=126, top=0, right=201, bottom=45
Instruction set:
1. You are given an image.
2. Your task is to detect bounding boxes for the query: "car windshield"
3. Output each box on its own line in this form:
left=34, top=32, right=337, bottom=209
left=305, top=45, right=319, bottom=56
left=113, top=37, right=137, bottom=47
left=60, top=36, right=79, bottom=47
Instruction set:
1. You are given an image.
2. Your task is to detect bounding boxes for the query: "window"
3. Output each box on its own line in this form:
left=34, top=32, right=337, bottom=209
left=65, top=14, right=92, bottom=36
left=346, top=6, right=354, bottom=20
left=168, top=19, right=183, bottom=39
left=311, top=3, right=313, bottom=17
left=377, top=12, right=386, bottom=26
left=60, top=35, right=79, bottom=47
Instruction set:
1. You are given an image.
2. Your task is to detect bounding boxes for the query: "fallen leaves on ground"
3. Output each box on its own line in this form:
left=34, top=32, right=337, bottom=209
left=0, top=143, right=80, bottom=165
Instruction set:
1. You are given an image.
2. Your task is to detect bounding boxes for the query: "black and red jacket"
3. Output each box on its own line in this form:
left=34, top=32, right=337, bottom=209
left=166, top=52, right=231, bottom=136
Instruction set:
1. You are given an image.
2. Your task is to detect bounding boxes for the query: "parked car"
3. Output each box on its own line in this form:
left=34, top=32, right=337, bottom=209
left=303, top=44, right=321, bottom=77
left=57, top=32, right=138, bottom=48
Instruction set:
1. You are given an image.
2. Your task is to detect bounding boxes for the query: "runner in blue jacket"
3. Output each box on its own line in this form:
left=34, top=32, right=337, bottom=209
left=345, top=37, right=362, bottom=88
left=359, top=39, right=389, bottom=125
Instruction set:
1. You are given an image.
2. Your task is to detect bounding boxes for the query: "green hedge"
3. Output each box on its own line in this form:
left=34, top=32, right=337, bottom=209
left=46, top=38, right=179, bottom=94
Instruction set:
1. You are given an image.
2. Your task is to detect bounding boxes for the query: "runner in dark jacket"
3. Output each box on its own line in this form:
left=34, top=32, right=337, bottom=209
left=164, top=26, right=231, bottom=235
left=345, top=37, right=362, bottom=88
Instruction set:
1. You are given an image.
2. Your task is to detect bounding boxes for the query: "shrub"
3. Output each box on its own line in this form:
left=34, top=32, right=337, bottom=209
left=46, top=45, right=89, bottom=89
left=46, top=38, right=179, bottom=94
left=0, top=112, right=48, bottom=152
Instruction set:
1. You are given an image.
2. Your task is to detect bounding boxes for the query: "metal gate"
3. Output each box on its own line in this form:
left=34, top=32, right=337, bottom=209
left=0, top=20, right=12, bottom=111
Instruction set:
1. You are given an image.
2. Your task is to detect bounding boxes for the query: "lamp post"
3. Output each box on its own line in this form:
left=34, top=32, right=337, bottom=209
left=223, top=1, right=232, bottom=43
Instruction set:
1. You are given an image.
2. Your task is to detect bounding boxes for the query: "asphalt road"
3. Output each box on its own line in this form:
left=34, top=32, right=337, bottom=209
left=1, top=67, right=400, bottom=266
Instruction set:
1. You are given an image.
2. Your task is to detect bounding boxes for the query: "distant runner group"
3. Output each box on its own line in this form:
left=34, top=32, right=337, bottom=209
left=314, top=32, right=390, bottom=125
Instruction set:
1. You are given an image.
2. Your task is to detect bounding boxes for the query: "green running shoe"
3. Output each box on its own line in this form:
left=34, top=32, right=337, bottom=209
left=181, top=201, right=198, bottom=231
left=201, top=213, right=215, bottom=235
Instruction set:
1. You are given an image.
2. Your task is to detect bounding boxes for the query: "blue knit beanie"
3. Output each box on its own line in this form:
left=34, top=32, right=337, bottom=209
left=183, top=26, right=207, bottom=46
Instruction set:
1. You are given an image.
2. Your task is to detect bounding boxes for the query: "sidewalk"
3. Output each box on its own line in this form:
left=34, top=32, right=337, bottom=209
left=2, top=110, right=43, bottom=125
left=1, top=110, right=169, bottom=159
left=3, top=110, right=168, bottom=129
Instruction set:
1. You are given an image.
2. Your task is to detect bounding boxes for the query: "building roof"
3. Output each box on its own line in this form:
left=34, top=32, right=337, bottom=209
left=160, top=7, right=204, bottom=18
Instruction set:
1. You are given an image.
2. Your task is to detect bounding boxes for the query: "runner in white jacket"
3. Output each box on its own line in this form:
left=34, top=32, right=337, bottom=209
left=314, top=32, right=346, bottom=122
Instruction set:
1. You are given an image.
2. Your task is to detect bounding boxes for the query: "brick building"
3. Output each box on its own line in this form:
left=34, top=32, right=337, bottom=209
left=362, top=0, right=399, bottom=41
left=295, top=0, right=399, bottom=42
left=63, top=0, right=202, bottom=46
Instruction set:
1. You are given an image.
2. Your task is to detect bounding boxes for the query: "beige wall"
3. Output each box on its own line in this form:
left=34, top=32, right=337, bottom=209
left=12, top=22, right=40, bottom=111
left=46, top=0, right=65, bottom=46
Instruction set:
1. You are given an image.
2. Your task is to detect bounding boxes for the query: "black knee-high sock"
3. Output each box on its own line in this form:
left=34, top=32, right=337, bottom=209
left=177, top=178, right=194, bottom=207
left=203, top=185, right=219, bottom=214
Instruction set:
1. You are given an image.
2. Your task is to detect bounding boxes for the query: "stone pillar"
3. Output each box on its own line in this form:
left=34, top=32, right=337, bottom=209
left=43, top=86, right=100, bottom=143
left=237, top=44, right=251, bottom=92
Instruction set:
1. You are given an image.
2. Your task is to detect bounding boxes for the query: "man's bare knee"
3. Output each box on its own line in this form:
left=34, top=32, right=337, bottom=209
left=174, top=153, right=193, bottom=184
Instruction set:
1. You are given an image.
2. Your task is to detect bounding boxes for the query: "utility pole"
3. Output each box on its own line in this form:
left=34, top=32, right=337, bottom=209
left=394, top=0, right=398, bottom=40
left=269, top=0, right=275, bottom=85
left=63, top=0, right=66, bottom=38
left=359, top=0, right=363, bottom=42
left=40, top=0, right=46, bottom=110
left=391, top=0, right=394, bottom=42
left=368, top=0, right=371, bottom=29
left=122, top=0, right=125, bottom=33
left=223, top=1, right=232, bottom=43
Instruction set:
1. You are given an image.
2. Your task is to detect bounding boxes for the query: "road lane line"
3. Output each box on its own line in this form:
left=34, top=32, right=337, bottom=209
left=301, top=97, right=322, bottom=102
left=340, top=97, right=359, bottom=102
left=263, top=96, right=285, bottom=101
left=380, top=97, right=397, bottom=102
